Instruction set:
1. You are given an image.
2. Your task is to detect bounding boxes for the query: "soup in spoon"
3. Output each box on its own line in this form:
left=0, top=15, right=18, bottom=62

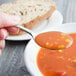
left=35, top=31, right=73, bottom=50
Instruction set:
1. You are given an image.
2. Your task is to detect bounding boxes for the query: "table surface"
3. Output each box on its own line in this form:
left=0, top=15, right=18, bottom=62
left=0, top=0, right=76, bottom=76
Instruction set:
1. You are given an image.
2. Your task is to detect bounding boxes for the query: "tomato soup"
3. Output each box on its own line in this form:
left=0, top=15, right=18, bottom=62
left=35, top=32, right=72, bottom=50
left=37, top=33, right=76, bottom=76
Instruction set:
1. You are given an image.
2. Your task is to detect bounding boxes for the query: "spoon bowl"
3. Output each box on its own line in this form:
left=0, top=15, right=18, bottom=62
left=35, top=31, right=73, bottom=50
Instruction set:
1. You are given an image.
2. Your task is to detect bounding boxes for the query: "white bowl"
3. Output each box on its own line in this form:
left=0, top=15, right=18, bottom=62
left=24, top=23, right=76, bottom=76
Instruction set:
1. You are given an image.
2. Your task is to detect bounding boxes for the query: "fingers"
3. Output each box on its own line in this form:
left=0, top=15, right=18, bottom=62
left=0, top=40, right=5, bottom=49
left=0, top=12, right=20, bottom=28
left=0, top=40, right=5, bottom=56
left=0, top=27, right=19, bottom=39
left=6, top=26, right=19, bottom=34
left=0, top=28, right=7, bottom=56
left=0, top=39, right=5, bottom=56
left=0, top=28, right=8, bottom=40
left=0, top=12, right=21, bottom=56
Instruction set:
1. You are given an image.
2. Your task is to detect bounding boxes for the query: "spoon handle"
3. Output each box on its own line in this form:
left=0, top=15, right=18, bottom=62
left=16, top=25, right=34, bottom=38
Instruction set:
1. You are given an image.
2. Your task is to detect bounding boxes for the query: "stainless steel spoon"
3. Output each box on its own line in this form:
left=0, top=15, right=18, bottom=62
left=16, top=25, right=73, bottom=50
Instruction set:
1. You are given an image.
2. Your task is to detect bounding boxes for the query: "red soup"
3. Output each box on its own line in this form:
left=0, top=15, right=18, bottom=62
left=37, top=33, right=76, bottom=76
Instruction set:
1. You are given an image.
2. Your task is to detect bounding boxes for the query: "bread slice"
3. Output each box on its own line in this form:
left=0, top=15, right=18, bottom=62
left=0, top=0, right=56, bottom=35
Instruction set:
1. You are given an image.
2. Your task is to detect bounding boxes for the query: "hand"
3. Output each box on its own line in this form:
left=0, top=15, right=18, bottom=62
left=0, top=12, right=20, bottom=55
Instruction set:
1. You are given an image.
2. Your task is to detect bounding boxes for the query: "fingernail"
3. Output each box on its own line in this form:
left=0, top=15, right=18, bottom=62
left=0, top=13, right=21, bottom=28
left=12, top=15, right=21, bottom=23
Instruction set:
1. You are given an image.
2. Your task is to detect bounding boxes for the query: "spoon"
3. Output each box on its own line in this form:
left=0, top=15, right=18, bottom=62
left=16, top=25, right=73, bottom=50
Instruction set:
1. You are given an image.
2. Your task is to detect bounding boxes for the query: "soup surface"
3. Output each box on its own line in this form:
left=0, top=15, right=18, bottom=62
left=37, top=33, right=76, bottom=76
left=35, top=31, right=72, bottom=50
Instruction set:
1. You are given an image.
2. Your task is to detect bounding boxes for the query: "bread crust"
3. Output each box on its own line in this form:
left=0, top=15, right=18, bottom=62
left=24, top=6, right=56, bottom=29
left=10, top=5, right=56, bottom=35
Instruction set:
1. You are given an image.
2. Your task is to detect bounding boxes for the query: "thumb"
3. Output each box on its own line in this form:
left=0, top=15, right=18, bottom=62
left=0, top=12, right=21, bottom=28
